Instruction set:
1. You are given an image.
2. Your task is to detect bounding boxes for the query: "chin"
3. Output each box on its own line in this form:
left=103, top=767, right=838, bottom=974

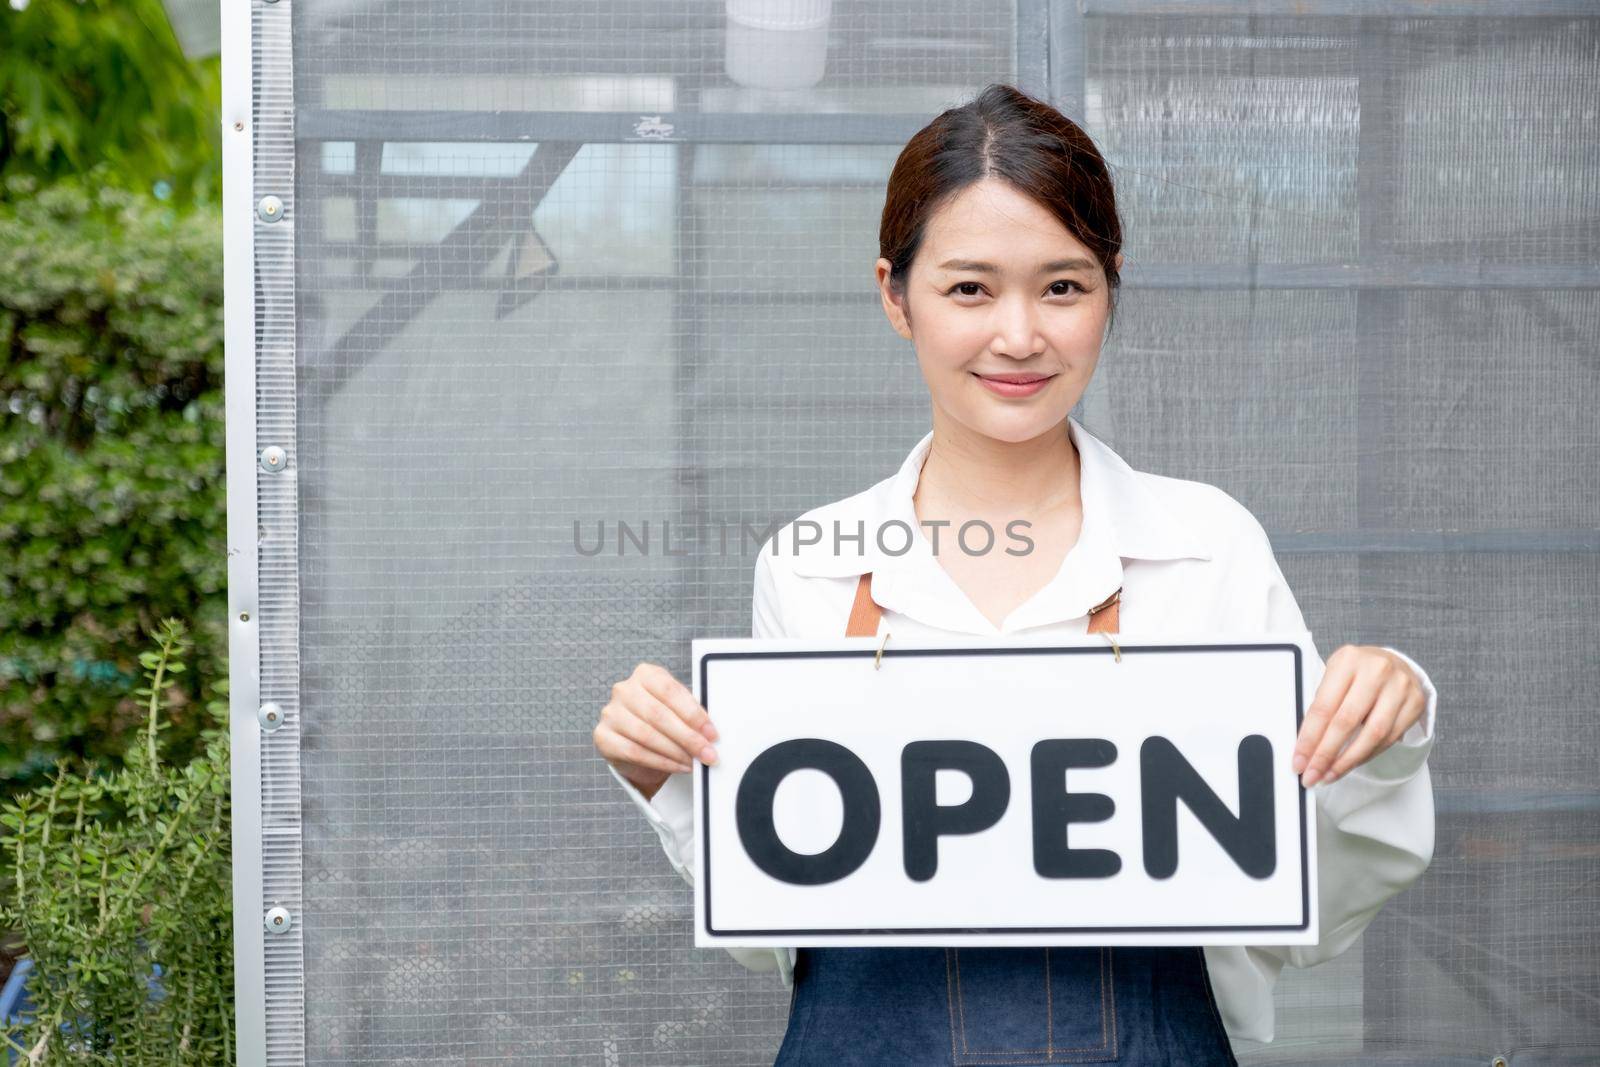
left=962, top=408, right=1070, bottom=445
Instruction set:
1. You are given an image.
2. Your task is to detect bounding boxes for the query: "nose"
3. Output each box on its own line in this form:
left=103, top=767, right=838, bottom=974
left=990, top=290, right=1044, bottom=360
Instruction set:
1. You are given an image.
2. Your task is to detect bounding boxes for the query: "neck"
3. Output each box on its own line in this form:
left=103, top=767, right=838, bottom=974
left=913, top=412, right=1082, bottom=523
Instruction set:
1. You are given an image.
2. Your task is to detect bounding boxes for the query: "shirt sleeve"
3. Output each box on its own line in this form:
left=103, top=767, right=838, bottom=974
left=605, top=548, right=794, bottom=980
left=1235, top=525, right=1438, bottom=986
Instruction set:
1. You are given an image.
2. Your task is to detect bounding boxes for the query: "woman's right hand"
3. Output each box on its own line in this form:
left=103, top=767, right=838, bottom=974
left=594, top=662, right=720, bottom=799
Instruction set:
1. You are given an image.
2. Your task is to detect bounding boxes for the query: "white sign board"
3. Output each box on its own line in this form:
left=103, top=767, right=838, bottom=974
left=691, top=633, right=1318, bottom=948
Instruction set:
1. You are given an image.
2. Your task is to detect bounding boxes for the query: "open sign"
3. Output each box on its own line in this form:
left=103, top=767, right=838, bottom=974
left=691, top=635, right=1318, bottom=948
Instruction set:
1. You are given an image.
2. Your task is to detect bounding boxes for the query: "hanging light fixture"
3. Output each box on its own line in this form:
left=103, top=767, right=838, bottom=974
left=724, top=0, right=833, bottom=91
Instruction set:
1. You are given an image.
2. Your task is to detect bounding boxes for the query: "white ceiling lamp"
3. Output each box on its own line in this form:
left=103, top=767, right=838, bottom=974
left=725, top=0, right=833, bottom=91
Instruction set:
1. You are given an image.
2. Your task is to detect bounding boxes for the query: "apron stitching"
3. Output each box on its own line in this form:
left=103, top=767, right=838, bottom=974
left=1044, top=947, right=1053, bottom=1054
left=946, top=949, right=960, bottom=1063
left=1107, top=948, right=1119, bottom=1058
left=950, top=948, right=1112, bottom=1057
left=954, top=1056, right=1106, bottom=1063
left=1093, top=948, right=1111, bottom=1057
left=956, top=948, right=969, bottom=1052
left=1098, top=948, right=1110, bottom=1055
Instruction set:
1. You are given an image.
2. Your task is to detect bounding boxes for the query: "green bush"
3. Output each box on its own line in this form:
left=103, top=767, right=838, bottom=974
left=0, top=175, right=226, bottom=800
left=1, top=620, right=234, bottom=1064
left=0, top=0, right=222, bottom=206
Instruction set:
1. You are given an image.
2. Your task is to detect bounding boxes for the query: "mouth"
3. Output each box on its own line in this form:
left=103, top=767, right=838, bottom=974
left=973, top=372, right=1055, bottom=385
left=972, top=371, right=1056, bottom=398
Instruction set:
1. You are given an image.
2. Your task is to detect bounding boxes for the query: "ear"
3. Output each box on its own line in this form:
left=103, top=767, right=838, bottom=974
left=875, top=257, right=913, bottom=340
left=1112, top=251, right=1124, bottom=274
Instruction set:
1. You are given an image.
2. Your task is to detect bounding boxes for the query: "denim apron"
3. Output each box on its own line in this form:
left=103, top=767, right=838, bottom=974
left=771, top=575, right=1239, bottom=1066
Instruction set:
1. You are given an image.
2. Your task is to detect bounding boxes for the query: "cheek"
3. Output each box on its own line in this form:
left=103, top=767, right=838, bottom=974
left=912, top=305, right=990, bottom=370
left=1052, top=307, right=1109, bottom=348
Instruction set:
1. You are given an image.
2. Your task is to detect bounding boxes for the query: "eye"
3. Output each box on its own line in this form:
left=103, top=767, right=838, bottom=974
left=947, top=281, right=985, bottom=298
left=1048, top=280, right=1085, bottom=296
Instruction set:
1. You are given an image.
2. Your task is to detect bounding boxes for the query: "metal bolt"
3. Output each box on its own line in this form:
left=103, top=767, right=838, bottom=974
left=1492, top=1057, right=1509, bottom=1067
left=258, top=702, right=284, bottom=732
left=239, top=612, right=250, bottom=623
left=233, top=121, right=244, bottom=131
left=264, top=906, right=292, bottom=934
left=260, top=445, right=287, bottom=471
left=257, top=195, right=284, bottom=223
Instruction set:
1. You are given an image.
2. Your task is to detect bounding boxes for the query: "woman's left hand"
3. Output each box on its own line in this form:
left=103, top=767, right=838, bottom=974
left=1292, top=645, right=1429, bottom=788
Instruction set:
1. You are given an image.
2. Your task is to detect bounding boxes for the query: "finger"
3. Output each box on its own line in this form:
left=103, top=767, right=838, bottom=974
left=1294, top=651, right=1355, bottom=775
left=1384, top=689, right=1426, bottom=747
left=1325, top=682, right=1405, bottom=781
left=596, top=721, right=692, bottom=775
left=1302, top=669, right=1385, bottom=787
left=627, top=686, right=719, bottom=766
left=640, top=666, right=720, bottom=742
left=601, top=707, right=697, bottom=770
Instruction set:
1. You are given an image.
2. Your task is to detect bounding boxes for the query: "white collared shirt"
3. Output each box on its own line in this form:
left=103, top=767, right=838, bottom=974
left=609, top=414, right=1437, bottom=1047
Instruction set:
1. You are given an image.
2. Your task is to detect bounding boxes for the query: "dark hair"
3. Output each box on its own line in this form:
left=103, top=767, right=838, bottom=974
left=878, top=83, right=1123, bottom=334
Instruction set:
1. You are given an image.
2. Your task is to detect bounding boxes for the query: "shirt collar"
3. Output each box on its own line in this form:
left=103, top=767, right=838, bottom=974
left=782, top=415, right=1212, bottom=634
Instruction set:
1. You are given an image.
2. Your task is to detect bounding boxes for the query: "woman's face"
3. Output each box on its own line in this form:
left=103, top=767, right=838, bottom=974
left=875, top=177, right=1122, bottom=444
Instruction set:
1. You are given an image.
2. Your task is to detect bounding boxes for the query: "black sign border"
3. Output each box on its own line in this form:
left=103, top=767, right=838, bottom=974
left=699, top=641, right=1310, bottom=937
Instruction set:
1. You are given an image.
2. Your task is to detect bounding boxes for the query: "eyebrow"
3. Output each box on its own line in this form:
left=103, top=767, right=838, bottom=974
left=937, top=257, right=1097, bottom=274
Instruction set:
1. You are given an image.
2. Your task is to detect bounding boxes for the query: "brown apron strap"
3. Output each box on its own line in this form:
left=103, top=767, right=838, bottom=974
left=846, top=572, right=884, bottom=637
left=1087, top=588, right=1120, bottom=633
left=845, top=573, right=1121, bottom=636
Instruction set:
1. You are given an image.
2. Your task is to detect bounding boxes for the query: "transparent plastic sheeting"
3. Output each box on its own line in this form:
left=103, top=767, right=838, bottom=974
left=248, top=1, right=1600, bottom=1062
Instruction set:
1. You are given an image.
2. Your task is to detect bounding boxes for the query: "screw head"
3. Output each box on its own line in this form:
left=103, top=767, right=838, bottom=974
left=264, top=906, right=292, bottom=934
left=257, top=195, right=284, bottom=222
left=258, top=702, right=284, bottom=733
left=260, top=445, right=287, bottom=472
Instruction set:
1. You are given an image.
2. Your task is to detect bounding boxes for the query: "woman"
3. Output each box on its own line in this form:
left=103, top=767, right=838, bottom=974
left=593, top=83, right=1436, bottom=1065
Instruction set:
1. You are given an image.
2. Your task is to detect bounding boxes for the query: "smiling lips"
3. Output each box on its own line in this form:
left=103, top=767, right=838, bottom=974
left=974, top=371, right=1056, bottom=397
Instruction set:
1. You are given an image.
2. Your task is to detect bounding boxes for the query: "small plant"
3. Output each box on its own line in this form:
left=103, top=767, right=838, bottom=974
left=1, top=619, right=232, bottom=1064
